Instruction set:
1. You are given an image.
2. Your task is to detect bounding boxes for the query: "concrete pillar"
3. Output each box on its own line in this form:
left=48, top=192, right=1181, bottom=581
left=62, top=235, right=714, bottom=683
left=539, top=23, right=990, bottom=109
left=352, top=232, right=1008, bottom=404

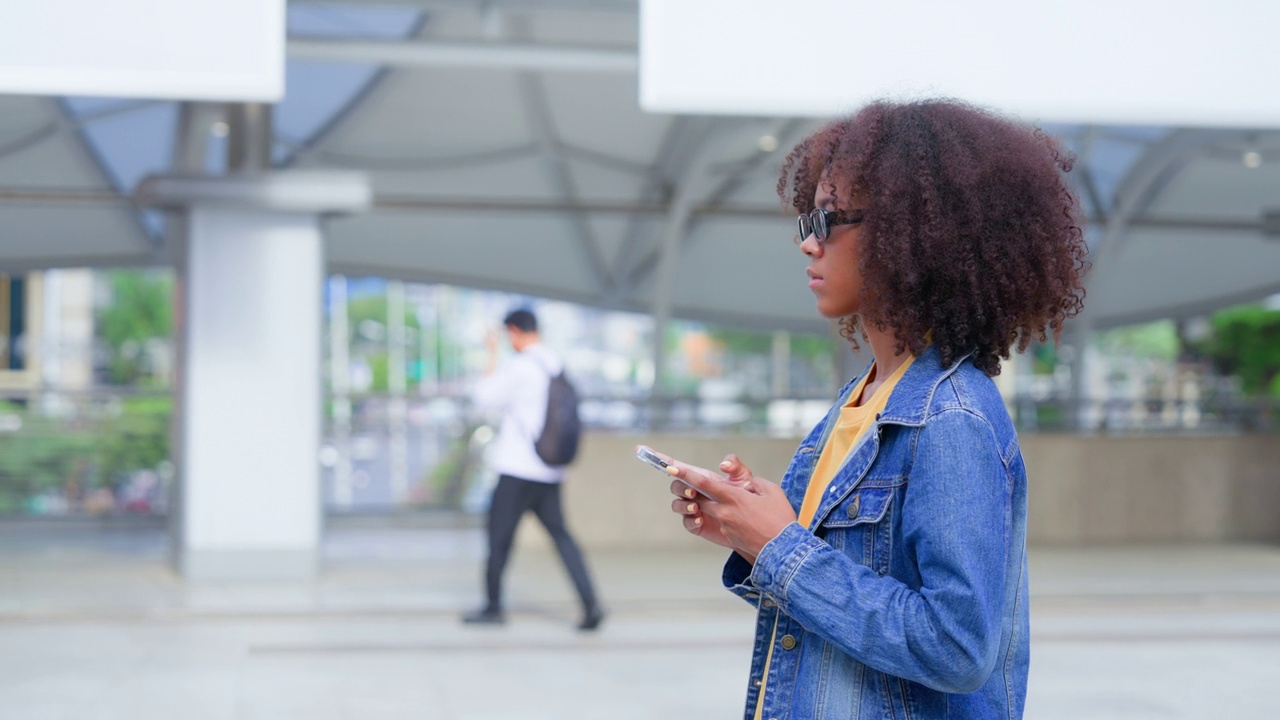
left=1069, top=320, right=1095, bottom=432
left=137, top=172, right=370, bottom=579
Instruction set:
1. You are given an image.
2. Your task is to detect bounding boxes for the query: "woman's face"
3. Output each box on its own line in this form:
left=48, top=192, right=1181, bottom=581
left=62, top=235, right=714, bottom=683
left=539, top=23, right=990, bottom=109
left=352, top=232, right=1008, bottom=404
left=800, top=179, right=867, bottom=320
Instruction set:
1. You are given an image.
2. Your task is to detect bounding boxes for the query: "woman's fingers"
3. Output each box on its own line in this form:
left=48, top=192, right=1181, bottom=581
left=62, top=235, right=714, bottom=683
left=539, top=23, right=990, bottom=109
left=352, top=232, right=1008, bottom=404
left=666, top=464, right=722, bottom=501
left=668, top=479, right=697, bottom=500
left=670, top=497, right=701, bottom=516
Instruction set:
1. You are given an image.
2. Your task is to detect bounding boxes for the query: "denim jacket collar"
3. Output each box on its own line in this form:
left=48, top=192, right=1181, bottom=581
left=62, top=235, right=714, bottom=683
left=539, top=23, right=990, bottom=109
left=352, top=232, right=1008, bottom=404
left=875, top=344, right=970, bottom=428
left=797, top=344, right=971, bottom=526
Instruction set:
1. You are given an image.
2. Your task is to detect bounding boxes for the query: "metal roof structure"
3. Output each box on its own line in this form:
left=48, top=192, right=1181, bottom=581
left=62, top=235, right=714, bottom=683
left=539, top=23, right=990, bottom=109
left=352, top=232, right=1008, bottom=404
left=2, top=0, right=1279, bottom=333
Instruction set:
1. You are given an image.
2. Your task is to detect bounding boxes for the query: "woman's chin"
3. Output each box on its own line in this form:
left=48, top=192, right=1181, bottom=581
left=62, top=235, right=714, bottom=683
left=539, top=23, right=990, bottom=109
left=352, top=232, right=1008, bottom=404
left=814, top=300, right=857, bottom=320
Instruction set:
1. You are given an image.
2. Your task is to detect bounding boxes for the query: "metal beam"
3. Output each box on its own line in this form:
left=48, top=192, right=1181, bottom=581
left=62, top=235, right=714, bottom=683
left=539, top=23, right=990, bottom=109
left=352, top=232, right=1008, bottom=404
left=1090, top=279, right=1280, bottom=331
left=279, top=13, right=429, bottom=170
left=287, top=38, right=637, bottom=73
left=329, top=260, right=831, bottom=336
left=1094, top=129, right=1239, bottom=261
left=607, top=116, right=720, bottom=302
left=515, top=70, right=616, bottom=294
left=649, top=122, right=738, bottom=403
left=557, top=143, right=653, bottom=179
left=0, top=100, right=160, bottom=165
left=295, top=0, right=636, bottom=12
left=4, top=187, right=1275, bottom=235
left=171, top=103, right=220, bottom=174
left=621, top=118, right=811, bottom=291
left=226, top=104, right=274, bottom=172
left=1074, top=126, right=1108, bottom=223
left=45, top=97, right=161, bottom=253
left=280, top=141, right=542, bottom=170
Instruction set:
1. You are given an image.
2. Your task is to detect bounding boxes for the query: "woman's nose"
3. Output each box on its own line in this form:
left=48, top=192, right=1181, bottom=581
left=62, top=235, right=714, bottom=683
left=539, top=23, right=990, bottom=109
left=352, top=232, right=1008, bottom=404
left=799, top=233, right=822, bottom=257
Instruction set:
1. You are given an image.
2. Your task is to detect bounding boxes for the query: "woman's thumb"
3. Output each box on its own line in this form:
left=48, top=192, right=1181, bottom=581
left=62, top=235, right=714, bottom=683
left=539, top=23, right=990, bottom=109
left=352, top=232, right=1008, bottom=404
left=718, top=454, right=753, bottom=482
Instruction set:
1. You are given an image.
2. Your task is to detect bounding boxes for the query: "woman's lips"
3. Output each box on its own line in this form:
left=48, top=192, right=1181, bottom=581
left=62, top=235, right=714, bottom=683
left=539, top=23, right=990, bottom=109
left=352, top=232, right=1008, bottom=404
left=807, top=269, right=822, bottom=289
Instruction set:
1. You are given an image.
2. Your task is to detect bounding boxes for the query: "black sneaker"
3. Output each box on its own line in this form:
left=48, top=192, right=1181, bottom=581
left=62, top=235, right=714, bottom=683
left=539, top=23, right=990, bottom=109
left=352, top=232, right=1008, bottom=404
left=577, top=607, right=605, bottom=632
left=462, top=608, right=505, bottom=626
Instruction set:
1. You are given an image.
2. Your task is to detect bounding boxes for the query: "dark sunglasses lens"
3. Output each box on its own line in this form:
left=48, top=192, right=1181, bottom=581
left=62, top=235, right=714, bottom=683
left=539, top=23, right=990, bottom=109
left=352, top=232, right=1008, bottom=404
left=812, top=210, right=828, bottom=241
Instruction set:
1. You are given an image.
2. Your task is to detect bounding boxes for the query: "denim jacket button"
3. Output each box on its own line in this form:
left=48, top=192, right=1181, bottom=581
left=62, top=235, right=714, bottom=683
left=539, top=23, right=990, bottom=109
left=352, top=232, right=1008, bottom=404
left=780, top=634, right=797, bottom=650
left=847, top=495, right=861, bottom=517
left=753, top=678, right=762, bottom=688
left=762, top=598, right=775, bottom=609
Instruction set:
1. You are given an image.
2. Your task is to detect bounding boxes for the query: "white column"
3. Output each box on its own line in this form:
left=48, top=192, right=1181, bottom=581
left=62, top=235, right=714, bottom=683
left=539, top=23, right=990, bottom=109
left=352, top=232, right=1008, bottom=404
left=179, top=208, right=322, bottom=578
left=139, top=171, right=370, bottom=580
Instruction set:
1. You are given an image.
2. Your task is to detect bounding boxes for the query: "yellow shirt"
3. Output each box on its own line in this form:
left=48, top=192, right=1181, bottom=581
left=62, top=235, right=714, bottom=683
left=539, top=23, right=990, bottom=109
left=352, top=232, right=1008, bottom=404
left=753, top=355, right=915, bottom=720
left=799, top=354, right=916, bottom=527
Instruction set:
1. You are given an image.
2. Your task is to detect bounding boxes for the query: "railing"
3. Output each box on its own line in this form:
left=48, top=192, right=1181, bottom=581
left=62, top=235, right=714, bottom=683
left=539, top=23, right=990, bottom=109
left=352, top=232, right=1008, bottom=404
left=1011, top=395, right=1278, bottom=434
left=1, top=386, right=1274, bottom=518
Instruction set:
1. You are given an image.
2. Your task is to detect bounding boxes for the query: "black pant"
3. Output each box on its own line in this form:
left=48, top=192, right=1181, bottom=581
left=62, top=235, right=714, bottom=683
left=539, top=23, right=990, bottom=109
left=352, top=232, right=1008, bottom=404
left=484, top=474, right=599, bottom=613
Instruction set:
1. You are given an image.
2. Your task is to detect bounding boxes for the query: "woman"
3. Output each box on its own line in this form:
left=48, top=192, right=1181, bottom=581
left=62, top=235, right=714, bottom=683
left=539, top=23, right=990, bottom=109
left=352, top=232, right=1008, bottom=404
left=663, top=99, right=1087, bottom=719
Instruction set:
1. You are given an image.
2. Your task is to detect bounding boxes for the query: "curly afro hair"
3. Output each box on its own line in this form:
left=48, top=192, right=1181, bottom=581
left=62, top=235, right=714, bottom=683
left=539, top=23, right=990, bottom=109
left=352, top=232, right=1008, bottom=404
left=778, top=99, right=1088, bottom=376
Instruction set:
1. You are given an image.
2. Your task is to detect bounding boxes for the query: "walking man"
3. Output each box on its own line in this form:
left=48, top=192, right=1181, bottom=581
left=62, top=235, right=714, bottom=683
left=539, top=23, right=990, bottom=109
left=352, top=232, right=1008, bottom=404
left=463, top=309, right=604, bottom=631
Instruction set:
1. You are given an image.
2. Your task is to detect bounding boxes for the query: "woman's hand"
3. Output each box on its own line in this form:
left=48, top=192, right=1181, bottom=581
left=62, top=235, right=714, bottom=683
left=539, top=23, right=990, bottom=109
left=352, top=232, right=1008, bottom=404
left=668, top=454, right=751, bottom=551
left=668, top=454, right=796, bottom=562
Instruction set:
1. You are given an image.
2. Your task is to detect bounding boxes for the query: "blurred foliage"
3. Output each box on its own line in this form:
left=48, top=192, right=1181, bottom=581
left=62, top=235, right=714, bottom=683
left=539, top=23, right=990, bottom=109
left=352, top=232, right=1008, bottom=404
left=1030, top=343, right=1059, bottom=374
left=1, top=268, right=176, bottom=514
left=97, top=270, right=172, bottom=385
left=1095, top=320, right=1179, bottom=361
left=0, top=402, right=95, bottom=512
left=1196, top=304, right=1280, bottom=398
left=710, top=328, right=836, bottom=360
left=711, top=329, right=774, bottom=355
left=346, top=295, right=421, bottom=341
left=344, top=295, right=466, bottom=393
left=420, top=422, right=483, bottom=509
left=95, top=396, right=171, bottom=486
left=791, top=332, right=839, bottom=360
left=0, top=397, right=171, bottom=514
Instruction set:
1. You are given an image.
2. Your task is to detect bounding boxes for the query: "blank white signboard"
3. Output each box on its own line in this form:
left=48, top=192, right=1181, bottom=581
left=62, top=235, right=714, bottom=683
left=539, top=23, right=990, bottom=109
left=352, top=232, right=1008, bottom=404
left=640, top=0, right=1280, bottom=127
left=0, top=0, right=284, bottom=102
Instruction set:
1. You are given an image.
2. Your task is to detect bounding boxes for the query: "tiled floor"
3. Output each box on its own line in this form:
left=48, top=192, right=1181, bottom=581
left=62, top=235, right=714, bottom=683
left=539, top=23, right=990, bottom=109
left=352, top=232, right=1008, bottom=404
left=2, top=522, right=1279, bottom=719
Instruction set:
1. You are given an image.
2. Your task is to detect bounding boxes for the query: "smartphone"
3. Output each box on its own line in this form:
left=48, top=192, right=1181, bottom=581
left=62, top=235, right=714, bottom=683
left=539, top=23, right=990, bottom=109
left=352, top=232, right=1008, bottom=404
left=635, top=445, right=673, bottom=473
left=635, top=445, right=715, bottom=499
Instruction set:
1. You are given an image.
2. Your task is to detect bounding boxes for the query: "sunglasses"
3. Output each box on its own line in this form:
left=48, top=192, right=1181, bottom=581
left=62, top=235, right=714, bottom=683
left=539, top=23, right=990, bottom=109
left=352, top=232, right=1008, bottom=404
left=797, top=208, right=865, bottom=243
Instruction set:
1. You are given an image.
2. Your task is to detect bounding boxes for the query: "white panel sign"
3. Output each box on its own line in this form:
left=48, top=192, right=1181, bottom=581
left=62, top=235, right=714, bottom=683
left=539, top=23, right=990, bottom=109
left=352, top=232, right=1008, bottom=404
left=0, top=0, right=284, bottom=101
left=640, top=0, right=1280, bottom=127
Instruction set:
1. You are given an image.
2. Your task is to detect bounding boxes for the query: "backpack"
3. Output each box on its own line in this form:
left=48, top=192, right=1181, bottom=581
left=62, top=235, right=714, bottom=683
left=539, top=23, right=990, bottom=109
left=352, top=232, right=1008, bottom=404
left=534, top=368, right=582, bottom=467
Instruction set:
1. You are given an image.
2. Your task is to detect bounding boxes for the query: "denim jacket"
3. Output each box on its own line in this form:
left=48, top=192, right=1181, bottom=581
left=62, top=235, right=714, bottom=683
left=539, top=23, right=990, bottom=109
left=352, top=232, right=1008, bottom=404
left=723, top=345, right=1029, bottom=719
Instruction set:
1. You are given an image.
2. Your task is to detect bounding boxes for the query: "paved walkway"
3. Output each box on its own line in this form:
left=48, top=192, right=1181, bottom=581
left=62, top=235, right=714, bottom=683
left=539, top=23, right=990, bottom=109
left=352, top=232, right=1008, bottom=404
left=2, top=521, right=1279, bottom=719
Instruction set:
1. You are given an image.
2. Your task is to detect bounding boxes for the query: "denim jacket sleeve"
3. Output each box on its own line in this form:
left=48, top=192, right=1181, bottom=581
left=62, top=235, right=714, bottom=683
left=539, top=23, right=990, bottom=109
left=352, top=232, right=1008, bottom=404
left=736, top=407, right=1012, bottom=694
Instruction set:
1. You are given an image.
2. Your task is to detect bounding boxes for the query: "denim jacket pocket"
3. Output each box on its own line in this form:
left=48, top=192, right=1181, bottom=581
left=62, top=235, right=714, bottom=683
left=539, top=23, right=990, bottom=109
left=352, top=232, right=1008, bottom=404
left=820, top=482, right=901, bottom=576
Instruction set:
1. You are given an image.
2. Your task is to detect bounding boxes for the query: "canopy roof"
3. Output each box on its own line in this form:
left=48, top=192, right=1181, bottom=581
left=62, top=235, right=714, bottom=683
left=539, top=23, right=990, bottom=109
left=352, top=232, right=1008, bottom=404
left=1, top=0, right=1278, bottom=333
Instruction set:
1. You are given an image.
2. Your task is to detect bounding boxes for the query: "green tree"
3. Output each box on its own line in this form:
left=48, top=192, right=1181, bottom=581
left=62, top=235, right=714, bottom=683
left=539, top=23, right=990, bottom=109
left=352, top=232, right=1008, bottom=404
left=345, top=294, right=424, bottom=393
left=0, top=402, right=96, bottom=513
left=710, top=328, right=771, bottom=355
left=709, top=328, right=837, bottom=362
left=94, top=396, right=171, bottom=486
left=1199, top=304, right=1280, bottom=397
left=1095, top=320, right=1179, bottom=361
left=97, top=270, right=173, bottom=385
